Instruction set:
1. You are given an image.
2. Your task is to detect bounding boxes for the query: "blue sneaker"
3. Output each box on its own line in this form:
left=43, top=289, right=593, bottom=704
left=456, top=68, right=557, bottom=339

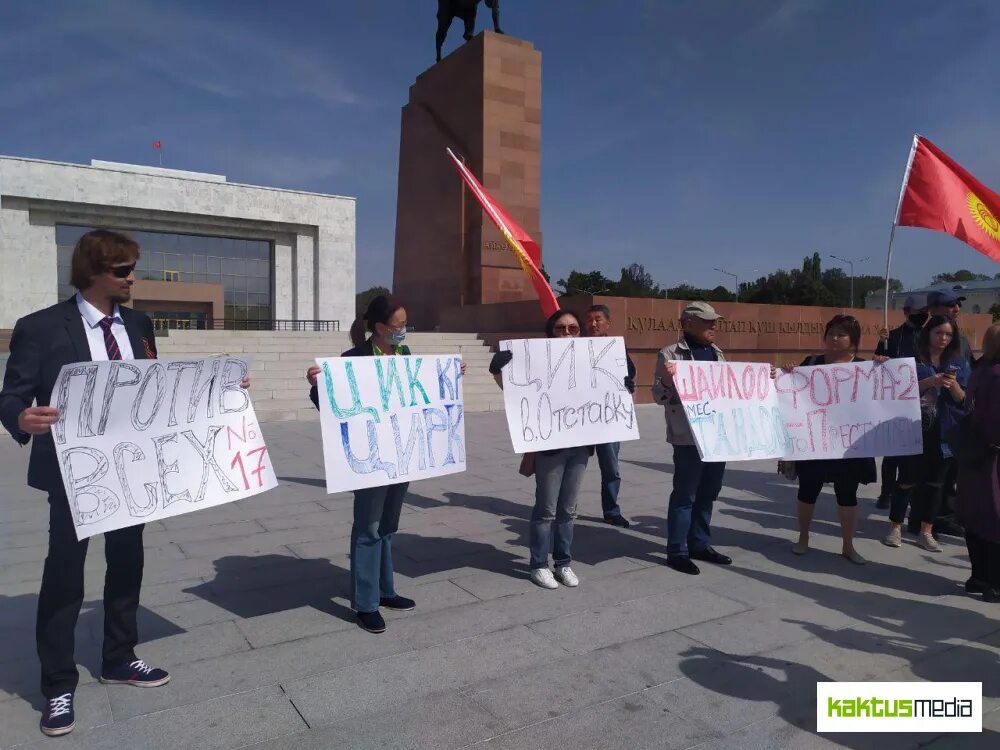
left=40, top=693, right=75, bottom=737
left=100, top=659, right=171, bottom=687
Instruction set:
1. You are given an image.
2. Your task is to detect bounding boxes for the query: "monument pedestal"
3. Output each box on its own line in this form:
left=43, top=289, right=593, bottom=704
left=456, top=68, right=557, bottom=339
left=392, top=32, right=542, bottom=328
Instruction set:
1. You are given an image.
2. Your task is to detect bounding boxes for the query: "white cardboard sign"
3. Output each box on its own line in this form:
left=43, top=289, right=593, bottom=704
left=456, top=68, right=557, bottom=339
left=315, top=354, right=467, bottom=492
left=673, top=359, right=922, bottom=462
left=52, top=356, right=277, bottom=539
left=499, top=336, right=640, bottom=454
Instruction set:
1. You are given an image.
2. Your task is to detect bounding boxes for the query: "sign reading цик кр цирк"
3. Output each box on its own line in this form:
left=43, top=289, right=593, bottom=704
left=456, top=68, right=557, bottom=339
left=52, top=356, right=278, bottom=540
left=674, top=359, right=923, bottom=462
left=499, top=336, right=640, bottom=454
left=315, top=354, right=467, bottom=493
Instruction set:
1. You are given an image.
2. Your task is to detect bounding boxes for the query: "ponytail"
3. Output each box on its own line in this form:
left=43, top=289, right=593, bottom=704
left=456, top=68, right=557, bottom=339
left=352, top=295, right=404, bottom=348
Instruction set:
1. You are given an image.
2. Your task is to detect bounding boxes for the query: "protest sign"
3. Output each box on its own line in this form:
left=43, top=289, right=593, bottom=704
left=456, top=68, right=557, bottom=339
left=775, top=358, right=922, bottom=461
left=52, top=356, right=277, bottom=540
left=673, top=359, right=922, bottom=462
left=315, top=354, right=466, bottom=492
left=499, top=336, right=640, bottom=454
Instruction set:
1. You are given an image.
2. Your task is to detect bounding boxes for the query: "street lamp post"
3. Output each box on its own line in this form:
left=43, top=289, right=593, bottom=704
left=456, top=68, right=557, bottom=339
left=713, top=267, right=739, bottom=300
left=828, top=254, right=870, bottom=309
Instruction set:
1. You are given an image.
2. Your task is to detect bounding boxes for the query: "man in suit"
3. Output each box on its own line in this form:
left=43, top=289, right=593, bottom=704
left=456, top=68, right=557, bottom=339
left=585, top=304, right=636, bottom=528
left=0, top=230, right=170, bottom=737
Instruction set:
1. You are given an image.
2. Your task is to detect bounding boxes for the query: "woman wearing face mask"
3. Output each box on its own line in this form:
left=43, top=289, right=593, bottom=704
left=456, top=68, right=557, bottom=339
left=785, top=315, right=880, bottom=564
left=304, top=295, right=464, bottom=634
left=883, top=316, right=969, bottom=552
left=489, top=309, right=592, bottom=589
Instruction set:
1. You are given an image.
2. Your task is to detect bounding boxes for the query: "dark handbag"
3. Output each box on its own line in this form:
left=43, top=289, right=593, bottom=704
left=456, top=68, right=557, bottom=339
left=518, top=453, right=536, bottom=477
left=947, top=415, right=999, bottom=470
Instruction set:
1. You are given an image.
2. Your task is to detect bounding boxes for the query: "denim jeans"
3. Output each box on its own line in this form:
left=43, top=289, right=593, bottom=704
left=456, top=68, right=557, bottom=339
left=530, top=447, right=590, bottom=569
left=596, top=441, right=623, bottom=518
left=667, top=445, right=726, bottom=559
left=351, top=482, right=408, bottom=612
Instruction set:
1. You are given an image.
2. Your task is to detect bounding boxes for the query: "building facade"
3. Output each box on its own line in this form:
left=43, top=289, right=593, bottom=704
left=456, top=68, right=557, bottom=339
left=866, top=280, right=1000, bottom=316
left=0, top=156, right=355, bottom=330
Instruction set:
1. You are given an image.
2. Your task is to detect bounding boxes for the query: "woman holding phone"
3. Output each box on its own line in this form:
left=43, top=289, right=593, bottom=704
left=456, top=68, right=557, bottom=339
left=884, top=316, right=969, bottom=551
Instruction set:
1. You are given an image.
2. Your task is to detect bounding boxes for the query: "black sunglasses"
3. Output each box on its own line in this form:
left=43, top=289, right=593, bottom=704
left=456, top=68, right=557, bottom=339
left=108, top=264, right=136, bottom=278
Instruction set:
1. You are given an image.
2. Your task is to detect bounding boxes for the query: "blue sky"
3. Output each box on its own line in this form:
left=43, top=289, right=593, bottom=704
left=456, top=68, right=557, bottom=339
left=2, top=0, right=1000, bottom=298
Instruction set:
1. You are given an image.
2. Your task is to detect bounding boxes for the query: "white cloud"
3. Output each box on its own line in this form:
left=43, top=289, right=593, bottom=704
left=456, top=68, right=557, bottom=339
left=0, top=0, right=360, bottom=109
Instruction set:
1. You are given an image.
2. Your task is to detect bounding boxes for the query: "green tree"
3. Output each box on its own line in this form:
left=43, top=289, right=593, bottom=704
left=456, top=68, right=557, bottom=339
left=931, top=270, right=992, bottom=284
left=613, top=263, right=666, bottom=298
left=356, top=285, right=391, bottom=317
left=555, top=270, right=613, bottom=295
left=991, top=302, right=1000, bottom=322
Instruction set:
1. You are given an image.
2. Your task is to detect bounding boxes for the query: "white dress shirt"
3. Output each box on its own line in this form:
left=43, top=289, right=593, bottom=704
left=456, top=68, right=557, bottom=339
left=76, top=293, right=135, bottom=361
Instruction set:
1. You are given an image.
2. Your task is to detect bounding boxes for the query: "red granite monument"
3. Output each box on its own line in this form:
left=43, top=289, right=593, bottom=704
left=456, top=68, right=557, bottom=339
left=392, top=32, right=542, bottom=328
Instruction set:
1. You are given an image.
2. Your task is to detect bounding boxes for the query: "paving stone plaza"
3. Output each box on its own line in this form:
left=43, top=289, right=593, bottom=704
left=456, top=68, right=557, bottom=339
left=1, top=407, right=997, bottom=749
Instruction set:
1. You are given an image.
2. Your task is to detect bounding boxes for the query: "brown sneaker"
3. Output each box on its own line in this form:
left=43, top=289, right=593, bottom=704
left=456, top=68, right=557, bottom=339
left=882, top=526, right=902, bottom=548
left=917, top=532, right=942, bottom=552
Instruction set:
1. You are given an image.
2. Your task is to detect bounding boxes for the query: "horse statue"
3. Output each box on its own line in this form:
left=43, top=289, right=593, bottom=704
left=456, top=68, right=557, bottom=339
left=436, top=0, right=503, bottom=62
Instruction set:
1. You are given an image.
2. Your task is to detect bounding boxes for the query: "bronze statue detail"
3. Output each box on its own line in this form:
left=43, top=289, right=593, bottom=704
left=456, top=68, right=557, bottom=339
left=436, top=0, right=503, bottom=62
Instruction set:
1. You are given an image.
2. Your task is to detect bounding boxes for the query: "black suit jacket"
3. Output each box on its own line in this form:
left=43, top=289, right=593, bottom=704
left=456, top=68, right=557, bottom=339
left=0, top=298, right=157, bottom=493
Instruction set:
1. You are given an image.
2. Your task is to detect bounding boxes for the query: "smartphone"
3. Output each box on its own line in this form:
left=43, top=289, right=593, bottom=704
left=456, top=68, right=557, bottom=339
left=944, top=364, right=959, bottom=379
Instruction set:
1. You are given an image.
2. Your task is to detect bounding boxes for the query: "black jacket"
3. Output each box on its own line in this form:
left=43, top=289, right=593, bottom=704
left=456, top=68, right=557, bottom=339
left=0, top=298, right=157, bottom=493
left=875, top=323, right=920, bottom=359
left=309, top=339, right=412, bottom=409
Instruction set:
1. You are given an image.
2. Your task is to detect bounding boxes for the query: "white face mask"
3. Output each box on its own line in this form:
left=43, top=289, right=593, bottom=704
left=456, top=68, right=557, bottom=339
left=387, top=328, right=406, bottom=345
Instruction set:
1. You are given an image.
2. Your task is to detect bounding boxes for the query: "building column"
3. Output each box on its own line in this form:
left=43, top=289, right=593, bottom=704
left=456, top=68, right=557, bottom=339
left=293, top=231, right=316, bottom=321
left=0, top=199, right=56, bottom=327
left=272, top=237, right=293, bottom=320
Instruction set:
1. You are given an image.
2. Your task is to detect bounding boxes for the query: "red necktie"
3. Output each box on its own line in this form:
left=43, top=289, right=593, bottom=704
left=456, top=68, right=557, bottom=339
left=98, top=317, right=122, bottom=361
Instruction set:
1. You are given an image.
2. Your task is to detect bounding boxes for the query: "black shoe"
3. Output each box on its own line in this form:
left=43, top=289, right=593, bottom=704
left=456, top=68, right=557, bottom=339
left=690, top=547, right=732, bottom=566
left=876, top=495, right=890, bottom=510
left=603, top=515, right=631, bottom=529
left=933, top=518, right=965, bottom=537
left=357, top=610, right=386, bottom=633
left=40, top=693, right=75, bottom=737
left=667, top=557, right=700, bottom=575
left=100, top=659, right=170, bottom=687
left=966, top=577, right=988, bottom=594
left=984, top=588, right=1000, bottom=604
left=380, top=595, right=415, bottom=611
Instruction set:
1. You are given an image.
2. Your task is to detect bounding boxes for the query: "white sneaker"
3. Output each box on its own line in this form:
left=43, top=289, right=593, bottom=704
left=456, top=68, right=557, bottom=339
left=530, top=568, right=559, bottom=589
left=554, top=566, right=579, bottom=587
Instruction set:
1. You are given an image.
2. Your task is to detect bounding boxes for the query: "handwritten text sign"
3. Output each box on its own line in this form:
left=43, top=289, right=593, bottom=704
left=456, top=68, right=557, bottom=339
left=775, top=358, right=922, bottom=461
left=53, top=356, right=277, bottom=540
left=500, top=337, right=640, bottom=454
left=316, top=355, right=466, bottom=492
left=674, top=360, right=922, bottom=462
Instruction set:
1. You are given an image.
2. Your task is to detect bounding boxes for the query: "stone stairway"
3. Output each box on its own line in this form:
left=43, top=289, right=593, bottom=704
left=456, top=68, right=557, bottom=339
left=154, top=330, right=504, bottom=422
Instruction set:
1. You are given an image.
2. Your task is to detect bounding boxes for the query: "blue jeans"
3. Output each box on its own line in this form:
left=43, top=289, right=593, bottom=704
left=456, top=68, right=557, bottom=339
left=596, top=441, right=622, bottom=518
left=351, top=482, right=408, bottom=612
left=667, top=445, right=726, bottom=559
left=530, top=448, right=590, bottom=569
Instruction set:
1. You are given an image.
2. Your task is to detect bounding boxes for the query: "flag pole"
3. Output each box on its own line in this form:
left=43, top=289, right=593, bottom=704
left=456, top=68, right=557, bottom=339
left=884, top=134, right=920, bottom=329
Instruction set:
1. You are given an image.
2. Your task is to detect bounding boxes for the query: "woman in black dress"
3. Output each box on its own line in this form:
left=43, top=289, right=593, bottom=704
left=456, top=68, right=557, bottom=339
left=787, top=314, right=880, bottom=565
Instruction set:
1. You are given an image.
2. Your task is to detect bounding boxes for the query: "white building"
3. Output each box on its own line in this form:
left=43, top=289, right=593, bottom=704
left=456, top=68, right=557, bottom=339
left=0, top=156, right=355, bottom=330
left=866, top=279, right=1000, bottom=315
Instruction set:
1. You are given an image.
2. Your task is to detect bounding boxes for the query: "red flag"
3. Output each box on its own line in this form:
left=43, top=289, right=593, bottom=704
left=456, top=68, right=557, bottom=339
left=152, top=140, right=162, bottom=150
left=896, top=136, right=1000, bottom=265
left=446, top=148, right=559, bottom=318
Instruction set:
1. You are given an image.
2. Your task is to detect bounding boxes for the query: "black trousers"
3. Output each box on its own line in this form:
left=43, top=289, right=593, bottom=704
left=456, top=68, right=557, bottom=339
left=37, top=492, right=144, bottom=697
left=966, top=531, right=1000, bottom=588
left=880, top=456, right=899, bottom=498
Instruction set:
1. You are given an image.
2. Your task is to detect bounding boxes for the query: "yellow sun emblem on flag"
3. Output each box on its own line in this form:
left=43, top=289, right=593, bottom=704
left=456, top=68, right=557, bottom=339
left=967, top=192, right=1000, bottom=241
